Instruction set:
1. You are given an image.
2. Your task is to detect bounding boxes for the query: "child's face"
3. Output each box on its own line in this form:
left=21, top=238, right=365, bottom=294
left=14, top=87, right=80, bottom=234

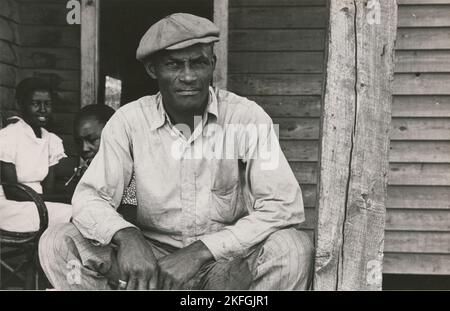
left=74, top=117, right=104, bottom=162
left=23, top=90, right=53, bottom=128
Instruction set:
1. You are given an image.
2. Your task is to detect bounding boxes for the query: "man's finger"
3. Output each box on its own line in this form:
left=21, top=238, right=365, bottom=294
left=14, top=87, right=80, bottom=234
left=126, top=275, right=138, bottom=290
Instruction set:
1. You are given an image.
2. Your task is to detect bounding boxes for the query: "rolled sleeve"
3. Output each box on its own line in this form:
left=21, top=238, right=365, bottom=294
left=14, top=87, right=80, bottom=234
left=201, top=104, right=305, bottom=261
left=71, top=111, right=136, bottom=245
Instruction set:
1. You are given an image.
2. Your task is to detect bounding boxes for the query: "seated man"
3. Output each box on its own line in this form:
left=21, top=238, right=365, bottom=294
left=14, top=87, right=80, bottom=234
left=38, top=13, right=313, bottom=290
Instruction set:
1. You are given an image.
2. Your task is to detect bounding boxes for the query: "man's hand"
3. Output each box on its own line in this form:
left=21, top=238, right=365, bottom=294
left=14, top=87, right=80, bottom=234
left=158, top=240, right=214, bottom=290
left=112, top=227, right=159, bottom=290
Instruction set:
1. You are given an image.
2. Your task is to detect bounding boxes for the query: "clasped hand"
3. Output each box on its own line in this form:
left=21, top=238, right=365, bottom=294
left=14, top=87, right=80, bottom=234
left=112, top=228, right=213, bottom=290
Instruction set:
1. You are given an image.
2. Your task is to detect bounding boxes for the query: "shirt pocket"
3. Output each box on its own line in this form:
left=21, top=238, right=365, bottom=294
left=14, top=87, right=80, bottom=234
left=210, top=159, right=242, bottom=223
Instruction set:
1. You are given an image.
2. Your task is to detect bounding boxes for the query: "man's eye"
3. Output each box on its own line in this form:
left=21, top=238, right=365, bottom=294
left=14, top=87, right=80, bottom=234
left=165, top=61, right=178, bottom=68
left=31, top=102, right=40, bottom=108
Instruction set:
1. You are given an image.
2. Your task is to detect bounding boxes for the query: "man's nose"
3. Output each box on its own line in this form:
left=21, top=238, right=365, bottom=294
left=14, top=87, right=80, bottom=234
left=179, top=64, right=197, bottom=83
left=39, top=102, right=47, bottom=113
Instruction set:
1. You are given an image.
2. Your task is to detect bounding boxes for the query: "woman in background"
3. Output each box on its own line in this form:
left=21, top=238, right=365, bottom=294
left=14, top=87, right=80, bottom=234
left=0, top=77, right=72, bottom=232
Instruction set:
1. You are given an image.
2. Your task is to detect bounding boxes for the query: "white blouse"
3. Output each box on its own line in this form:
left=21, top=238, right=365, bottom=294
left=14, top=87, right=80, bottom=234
left=0, top=117, right=67, bottom=196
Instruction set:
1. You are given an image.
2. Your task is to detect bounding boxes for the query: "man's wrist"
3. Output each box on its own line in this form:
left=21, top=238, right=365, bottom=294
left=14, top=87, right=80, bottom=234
left=112, top=227, right=142, bottom=247
left=191, top=240, right=214, bottom=264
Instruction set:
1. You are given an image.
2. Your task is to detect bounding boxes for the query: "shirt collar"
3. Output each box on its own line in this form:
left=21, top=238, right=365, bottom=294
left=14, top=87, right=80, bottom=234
left=8, top=116, right=47, bottom=141
left=151, top=86, right=218, bottom=131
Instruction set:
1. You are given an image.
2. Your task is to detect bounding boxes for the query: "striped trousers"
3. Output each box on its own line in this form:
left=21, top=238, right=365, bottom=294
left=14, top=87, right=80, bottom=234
left=38, top=223, right=314, bottom=290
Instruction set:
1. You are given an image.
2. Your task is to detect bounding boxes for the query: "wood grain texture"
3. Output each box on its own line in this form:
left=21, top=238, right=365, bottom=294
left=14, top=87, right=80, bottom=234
left=229, top=6, right=326, bottom=28
left=80, top=0, right=99, bottom=107
left=228, top=74, right=323, bottom=95
left=395, top=51, right=450, bottom=73
left=384, top=231, right=450, bottom=253
left=0, top=0, right=20, bottom=23
left=19, top=2, right=70, bottom=25
left=229, top=52, right=324, bottom=74
left=393, top=73, right=450, bottom=95
left=387, top=185, right=450, bottom=209
left=385, top=209, right=450, bottom=231
left=383, top=253, right=450, bottom=275
left=213, top=0, right=228, bottom=89
left=314, top=0, right=397, bottom=291
left=389, top=163, right=450, bottom=185
left=398, top=5, right=450, bottom=27
left=20, top=47, right=80, bottom=70
left=20, top=25, right=80, bottom=48
left=229, top=29, right=325, bottom=51
left=229, top=0, right=326, bottom=6
left=392, top=96, right=450, bottom=117
left=390, top=118, right=450, bottom=140
left=389, top=141, right=450, bottom=163
left=254, top=96, right=322, bottom=117
left=396, top=28, right=450, bottom=50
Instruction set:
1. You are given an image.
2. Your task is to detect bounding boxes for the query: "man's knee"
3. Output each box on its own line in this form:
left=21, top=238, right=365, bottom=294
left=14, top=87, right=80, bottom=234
left=38, top=222, right=81, bottom=266
left=264, top=228, right=314, bottom=269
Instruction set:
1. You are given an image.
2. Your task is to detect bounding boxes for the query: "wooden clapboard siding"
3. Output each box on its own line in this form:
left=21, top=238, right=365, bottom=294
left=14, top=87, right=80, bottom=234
left=0, top=0, right=20, bottom=123
left=15, top=0, right=81, bottom=180
left=228, top=2, right=326, bottom=271
left=386, top=2, right=450, bottom=274
left=395, top=51, right=450, bottom=73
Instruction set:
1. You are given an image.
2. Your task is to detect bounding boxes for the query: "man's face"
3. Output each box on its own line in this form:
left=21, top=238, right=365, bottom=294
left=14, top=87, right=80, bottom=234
left=74, top=117, right=104, bottom=162
left=23, top=90, right=53, bottom=128
left=146, top=44, right=216, bottom=114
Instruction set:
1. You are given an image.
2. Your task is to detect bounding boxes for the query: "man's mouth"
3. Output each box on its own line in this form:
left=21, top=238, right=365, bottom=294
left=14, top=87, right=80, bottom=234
left=37, top=116, right=47, bottom=122
left=176, top=89, right=200, bottom=96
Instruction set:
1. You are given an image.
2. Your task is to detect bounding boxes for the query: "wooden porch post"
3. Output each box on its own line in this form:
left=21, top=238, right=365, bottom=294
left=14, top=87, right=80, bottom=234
left=314, top=0, right=397, bottom=290
left=213, top=0, right=228, bottom=89
left=80, top=0, right=100, bottom=108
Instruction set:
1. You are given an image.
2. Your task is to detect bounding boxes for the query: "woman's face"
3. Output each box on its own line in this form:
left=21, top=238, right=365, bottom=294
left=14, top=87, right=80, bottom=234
left=22, top=90, right=53, bottom=128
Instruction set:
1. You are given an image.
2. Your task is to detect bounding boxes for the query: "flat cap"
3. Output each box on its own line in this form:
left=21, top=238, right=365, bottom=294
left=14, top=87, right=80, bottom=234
left=136, top=13, right=220, bottom=62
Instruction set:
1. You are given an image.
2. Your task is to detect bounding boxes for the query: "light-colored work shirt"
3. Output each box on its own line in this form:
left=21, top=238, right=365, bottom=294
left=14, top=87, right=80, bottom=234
left=72, top=87, right=305, bottom=261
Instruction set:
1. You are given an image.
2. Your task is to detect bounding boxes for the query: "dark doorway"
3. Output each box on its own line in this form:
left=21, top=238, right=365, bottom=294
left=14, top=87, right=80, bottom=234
left=99, top=0, right=213, bottom=107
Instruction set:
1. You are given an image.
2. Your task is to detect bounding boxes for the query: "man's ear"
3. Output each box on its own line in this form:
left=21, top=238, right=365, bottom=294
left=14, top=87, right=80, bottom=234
left=144, top=62, right=157, bottom=79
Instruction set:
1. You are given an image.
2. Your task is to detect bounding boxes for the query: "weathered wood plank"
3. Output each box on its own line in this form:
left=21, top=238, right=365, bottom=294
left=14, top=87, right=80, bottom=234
left=383, top=253, right=450, bottom=275
left=0, top=63, right=17, bottom=88
left=0, top=40, right=19, bottom=65
left=0, top=17, right=20, bottom=43
left=300, top=184, right=317, bottom=208
left=274, top=117, right=320, bottom=140
left=229, top=7, right=326, bottom=28
left=290, top=162, right=318, bottom=185
left=398, top=0, right=450, bottom=5
left=254, top=96, right=322, bottom=117
left=389, top=141, right=450, bottom=163
left=213, top=0, right=228, bottom=89
left=314, top=0, right=396, bottom=291
left=395, top=51, right=450, bottom=73
left=18, top=69, right=80, bottom=92
left=387, top=185, right=450, bottom=209
left=229, top=52, right=324, bottom=74
left=20, top=25, right=80, bottom=48
left=229, top=29, right=325, bottom=51
left=54, top=91, right=80, bottom=113
left=228, top=74, right=323, bottom=96
left=392, top=96, right=450, bottom=117
left=282, top=141, right=450, bottom=163
left=385, top=209, right=450, bottom=231
left=20, top=47, right=80, bottom=70
left=19, top=2, right=70, bottom=25
left=389, top=163, right=450, bottom=186
left=0, top=86, right=16, bottom=111
left=398, top=5, right=450, bottom=27
left=394, top=73, right=450, bottom=95
left=0, top=0, right=20, bottom=23
left=384, top=231, right=450, bottom=253
left=390, top=118, right=450, bottom=140
left=280, top=140, right=318, bottom=162
left=229, top=0, right=326, bottom=6
left=396, top=28, right=450, bottom=50
left=80, top=0, right=99, bottom=107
